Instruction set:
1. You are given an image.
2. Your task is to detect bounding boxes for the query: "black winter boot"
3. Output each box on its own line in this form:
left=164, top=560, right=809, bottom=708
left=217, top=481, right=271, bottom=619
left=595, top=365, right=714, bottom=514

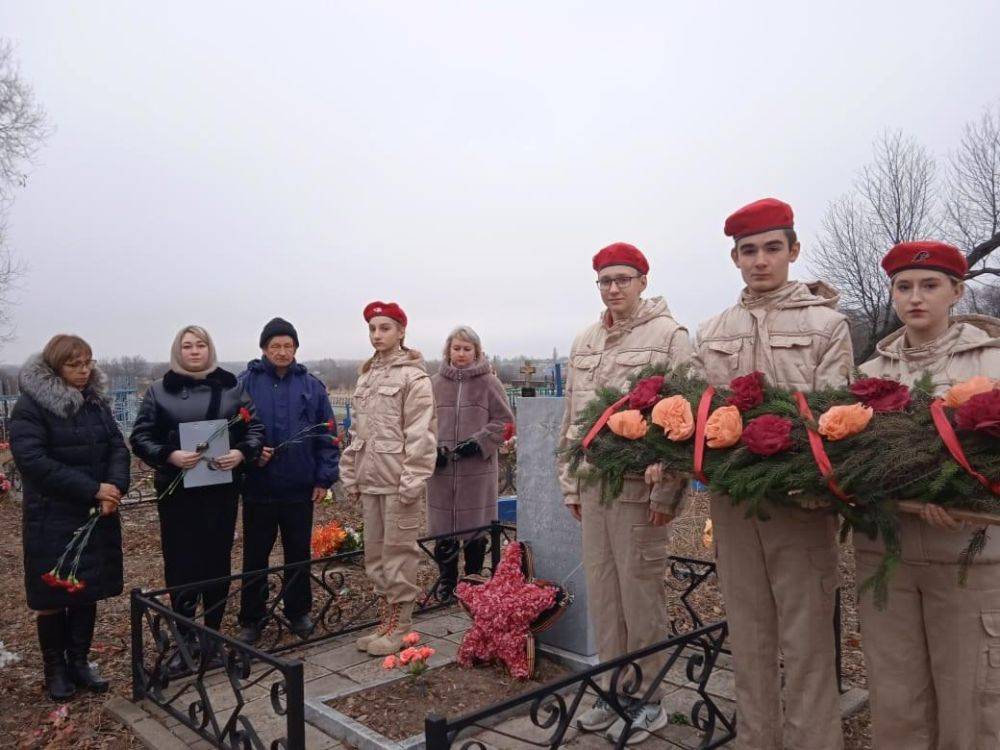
left=66, top=604, right=109, bottom=693
left=433, top=539, right=460, bottom=600
left=37, top=611, right=75, bottom=701
left=463, top=537, right=488, bottom=576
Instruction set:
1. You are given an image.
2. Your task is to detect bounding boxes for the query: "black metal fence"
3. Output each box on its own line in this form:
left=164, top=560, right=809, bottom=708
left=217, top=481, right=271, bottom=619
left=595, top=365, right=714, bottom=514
left=130, top=521, right=732, bottom=749
left=425, top=621, right=735, bottom=749
left=130, top=522, right=514, bottom=748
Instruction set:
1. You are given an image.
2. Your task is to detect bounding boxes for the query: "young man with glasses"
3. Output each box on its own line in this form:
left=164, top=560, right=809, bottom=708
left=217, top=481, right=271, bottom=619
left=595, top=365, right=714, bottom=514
left=692, top=198, right=853, bottom=749
left=556, top=242, right=693, bottom=745
left=237, top=318, right=339, bottom=642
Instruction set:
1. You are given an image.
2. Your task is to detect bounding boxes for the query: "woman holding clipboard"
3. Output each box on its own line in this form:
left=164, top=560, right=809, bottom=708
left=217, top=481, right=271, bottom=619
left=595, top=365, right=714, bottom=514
left=130, top=325, right=264, bottom=643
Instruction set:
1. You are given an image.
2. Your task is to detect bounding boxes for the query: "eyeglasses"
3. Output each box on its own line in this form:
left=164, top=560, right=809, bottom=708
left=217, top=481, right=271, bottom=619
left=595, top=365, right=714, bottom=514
left=64, top=360, right=96, bottom=371
left=596, top=275, right=640, bottom=291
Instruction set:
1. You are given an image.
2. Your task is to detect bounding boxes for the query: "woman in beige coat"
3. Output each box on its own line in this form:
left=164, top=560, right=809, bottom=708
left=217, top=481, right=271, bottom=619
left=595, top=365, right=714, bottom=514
left=340, top=301, right=437, bottom=656
left=856, top=241, right=1000, bottom=749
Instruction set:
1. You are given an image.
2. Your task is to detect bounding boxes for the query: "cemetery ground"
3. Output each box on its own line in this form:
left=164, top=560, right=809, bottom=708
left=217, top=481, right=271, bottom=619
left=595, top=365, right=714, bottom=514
left=0, top=488, right=874, bottom=750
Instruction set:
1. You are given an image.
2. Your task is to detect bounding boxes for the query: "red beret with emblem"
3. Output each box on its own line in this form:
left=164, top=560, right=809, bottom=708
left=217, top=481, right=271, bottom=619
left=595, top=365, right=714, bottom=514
left=592, top=242, right=649, bottom=274
left=363, top=301, right=408, bottom=327
left=724, top=198, right=795, bottom=240
left=881, top=241, right=968, bottom=279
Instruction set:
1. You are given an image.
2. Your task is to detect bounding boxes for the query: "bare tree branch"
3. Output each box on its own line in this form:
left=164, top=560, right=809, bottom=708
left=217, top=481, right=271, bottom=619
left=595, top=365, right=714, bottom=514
left=0, top=39, right=50, bottom=203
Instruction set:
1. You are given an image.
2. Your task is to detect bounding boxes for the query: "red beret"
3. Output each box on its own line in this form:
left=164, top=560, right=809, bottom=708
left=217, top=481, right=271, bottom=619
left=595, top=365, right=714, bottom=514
left=724, top=198, right=795, bottom=240
left=592, top=242, right=649, bottom=275
left=881, top=241, right=968, bottom=279
left=363, top=301, right=408, bottom=327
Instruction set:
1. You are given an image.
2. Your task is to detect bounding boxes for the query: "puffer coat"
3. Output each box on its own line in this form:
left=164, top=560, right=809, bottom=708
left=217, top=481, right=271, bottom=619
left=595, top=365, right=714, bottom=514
left=129, top=368, right=264, bottom=491
left=12, top=356, right=130, bottom=610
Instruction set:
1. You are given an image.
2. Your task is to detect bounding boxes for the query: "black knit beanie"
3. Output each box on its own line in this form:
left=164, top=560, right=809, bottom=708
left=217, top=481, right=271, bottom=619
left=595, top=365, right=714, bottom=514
left=259, top=317, right=299, bottom=348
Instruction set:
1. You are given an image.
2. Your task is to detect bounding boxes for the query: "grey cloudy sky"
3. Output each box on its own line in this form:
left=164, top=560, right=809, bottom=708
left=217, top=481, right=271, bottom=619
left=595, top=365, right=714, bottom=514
left=1, top=1, right=998, bottom=366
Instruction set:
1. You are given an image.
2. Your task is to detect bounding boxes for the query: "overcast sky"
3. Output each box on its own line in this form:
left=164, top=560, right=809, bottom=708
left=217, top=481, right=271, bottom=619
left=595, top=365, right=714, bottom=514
left=1, top=1, right=997, bottom=366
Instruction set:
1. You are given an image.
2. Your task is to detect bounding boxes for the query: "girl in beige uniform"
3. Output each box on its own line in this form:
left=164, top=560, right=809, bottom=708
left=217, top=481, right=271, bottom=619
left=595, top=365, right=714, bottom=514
left=856, top=241, right=1000, bottom=749
left=340, top=301, right=438, bottom=656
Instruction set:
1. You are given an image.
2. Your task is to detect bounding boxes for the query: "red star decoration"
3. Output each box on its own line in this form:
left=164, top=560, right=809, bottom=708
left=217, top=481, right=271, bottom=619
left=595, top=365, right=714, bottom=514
left=456, top=542, right=558, bottom=680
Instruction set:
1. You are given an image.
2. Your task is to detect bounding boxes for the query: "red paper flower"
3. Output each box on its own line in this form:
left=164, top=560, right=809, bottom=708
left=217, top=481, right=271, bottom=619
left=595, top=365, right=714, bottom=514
left=627, top=376, right=665, bottom=411
left=955, top=389, right=1000, bottom=438
left=849, top=377, right=911, bottom=413
left=456, top=542, right=557, bottom=680
left=726, top=371, right=765, bottom=412
left=741, top=414, right=794, bottom=456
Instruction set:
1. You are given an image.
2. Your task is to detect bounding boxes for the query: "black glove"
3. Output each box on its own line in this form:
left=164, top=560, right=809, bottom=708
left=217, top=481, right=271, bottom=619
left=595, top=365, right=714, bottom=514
left=453, top=439, right=482, bottom=459
left=435, top=446, right=450, bottom=469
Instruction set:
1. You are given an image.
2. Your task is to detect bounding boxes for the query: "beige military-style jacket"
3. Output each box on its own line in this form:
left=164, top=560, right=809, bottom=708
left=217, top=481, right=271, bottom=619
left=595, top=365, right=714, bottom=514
left=693, top=280, right=854, bottom=392
left=556, top=296, right=695, bottom=513
left=339, top=348, right=438, bottom=501
left=857, top=314, right=1000, bottom=563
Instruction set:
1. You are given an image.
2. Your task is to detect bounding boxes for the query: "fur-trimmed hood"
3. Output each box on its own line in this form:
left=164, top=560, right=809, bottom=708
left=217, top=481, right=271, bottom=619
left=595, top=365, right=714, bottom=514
left=18, top=354, right=110, bottom=418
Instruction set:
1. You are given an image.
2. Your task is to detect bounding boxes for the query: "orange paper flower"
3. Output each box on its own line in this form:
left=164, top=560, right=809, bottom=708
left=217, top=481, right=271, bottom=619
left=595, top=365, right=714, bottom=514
left=311, top=521, right=348, bottom=558
left=818, top=403, right=873, bottom=441
left=650, top=396, right=695, bottom=441
left=944, top=376, right=997, bottom=408
left=705, top=406, right=743, bottom=448
left=608, top=409, right=649, bottom=440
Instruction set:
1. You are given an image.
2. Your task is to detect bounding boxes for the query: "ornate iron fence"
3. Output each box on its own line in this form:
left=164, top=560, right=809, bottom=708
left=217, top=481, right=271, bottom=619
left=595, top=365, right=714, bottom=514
left=424, top=621, right=735, bottom=749
left=130, top=521, right=733, bottom=749
left=130, top=523, right=515, bottom=748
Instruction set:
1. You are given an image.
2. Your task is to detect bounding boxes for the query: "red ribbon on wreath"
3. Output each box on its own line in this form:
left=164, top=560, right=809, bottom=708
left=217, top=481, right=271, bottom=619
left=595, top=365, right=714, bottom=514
left=581, top=395, right=630, bottom=450
left=930, top=398, right=1000, bottom=496
left=692, top=386, right=715, bottom=484
left=793, top=391, right=853, bottom=504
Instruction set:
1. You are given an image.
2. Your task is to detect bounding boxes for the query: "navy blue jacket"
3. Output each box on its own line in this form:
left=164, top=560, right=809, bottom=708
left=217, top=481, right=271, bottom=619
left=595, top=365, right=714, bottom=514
left=239, top=358, right=339, bottom=503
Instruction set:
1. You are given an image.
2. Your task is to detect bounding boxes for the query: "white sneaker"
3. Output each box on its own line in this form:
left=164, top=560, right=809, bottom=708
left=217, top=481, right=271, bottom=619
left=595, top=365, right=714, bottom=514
left=605, top=702, right=668, bottom=746
left=574, top=697, right=618, bottom=731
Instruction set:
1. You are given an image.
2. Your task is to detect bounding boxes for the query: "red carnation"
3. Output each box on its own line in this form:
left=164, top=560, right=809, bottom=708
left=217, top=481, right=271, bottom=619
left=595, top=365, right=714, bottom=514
left=849, top=377, right=911, bottom=413
left=330, top=436, right=340, bottom=446
left=628, top=376, right=665, bottom=411
left=41, top=571, right=62, bottom=588
left=741, top=414, right=794, bottom=456
left=326, top=420, right=335, bottom=431
left=955, top=389, right=1000, bottom=438
left=239, top=407, right=252, bottom=424
left=502, top=422, right=516, bottom=442
left=66, top=579, right=87, bottom=594
left=726, top=372, right=765, bottom=412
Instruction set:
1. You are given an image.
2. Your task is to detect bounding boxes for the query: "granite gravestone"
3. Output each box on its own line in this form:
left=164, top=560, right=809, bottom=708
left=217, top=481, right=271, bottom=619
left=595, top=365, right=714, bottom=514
left=516, top=396, right=598, bottom=664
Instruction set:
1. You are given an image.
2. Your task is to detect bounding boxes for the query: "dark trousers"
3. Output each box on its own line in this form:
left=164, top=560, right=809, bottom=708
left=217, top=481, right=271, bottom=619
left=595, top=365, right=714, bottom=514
left=238, top=501, right=313, bottom=625
left=433, top=536, right=488, bottom=592
left=157, top=486, right=238, bottom=631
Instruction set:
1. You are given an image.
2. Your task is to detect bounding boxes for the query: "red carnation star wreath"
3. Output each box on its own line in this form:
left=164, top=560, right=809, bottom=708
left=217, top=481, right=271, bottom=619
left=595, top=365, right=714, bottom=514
left=455, top=541, right=568, bottom=680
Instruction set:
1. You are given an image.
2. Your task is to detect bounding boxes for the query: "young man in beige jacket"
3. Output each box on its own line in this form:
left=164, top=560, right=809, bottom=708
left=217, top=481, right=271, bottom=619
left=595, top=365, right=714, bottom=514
left=692, top=198, right=854, bottom=750
left=556, top=242, right=694, bottom=745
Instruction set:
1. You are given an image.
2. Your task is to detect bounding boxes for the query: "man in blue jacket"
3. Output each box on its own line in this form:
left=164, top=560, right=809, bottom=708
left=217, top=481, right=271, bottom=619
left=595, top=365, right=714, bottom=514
left=237, top=318, right=339, bottom=642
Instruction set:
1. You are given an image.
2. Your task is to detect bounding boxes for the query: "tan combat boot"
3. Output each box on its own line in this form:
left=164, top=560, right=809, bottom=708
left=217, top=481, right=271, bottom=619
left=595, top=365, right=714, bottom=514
left=355, top=598, right=388, bottom=651
left=366, top=601, right=415, bottom=656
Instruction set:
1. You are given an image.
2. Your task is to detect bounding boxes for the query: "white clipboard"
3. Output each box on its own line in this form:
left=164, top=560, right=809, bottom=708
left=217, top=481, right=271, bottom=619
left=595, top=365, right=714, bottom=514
left=178, top=419, right=233, bottom=488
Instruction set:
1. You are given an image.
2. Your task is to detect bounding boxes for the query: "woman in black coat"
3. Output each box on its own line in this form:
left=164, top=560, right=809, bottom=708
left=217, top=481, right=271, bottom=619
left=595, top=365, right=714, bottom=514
left=129, top=325, right=264, bottom=642
left=11, top=335, right=130, bottom=700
